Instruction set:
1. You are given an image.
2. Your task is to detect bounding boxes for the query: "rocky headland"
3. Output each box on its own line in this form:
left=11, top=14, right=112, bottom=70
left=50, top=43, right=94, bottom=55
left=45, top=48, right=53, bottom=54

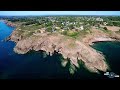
left=5, top=20, right=120, bottom=74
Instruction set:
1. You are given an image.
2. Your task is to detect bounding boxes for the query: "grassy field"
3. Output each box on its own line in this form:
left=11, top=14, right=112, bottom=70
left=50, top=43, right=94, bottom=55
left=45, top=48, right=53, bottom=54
left=61, top=29, right=91, bottom=40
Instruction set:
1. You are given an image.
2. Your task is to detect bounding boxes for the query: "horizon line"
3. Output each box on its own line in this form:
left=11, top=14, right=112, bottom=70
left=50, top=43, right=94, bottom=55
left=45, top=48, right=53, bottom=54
left=0, top=15, right=120, bottom=16
left=0, top=11, right=120, bottom=16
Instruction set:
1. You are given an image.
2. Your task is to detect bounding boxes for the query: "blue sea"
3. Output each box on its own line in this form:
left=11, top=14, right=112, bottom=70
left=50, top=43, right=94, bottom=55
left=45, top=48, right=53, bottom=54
left=0, top=21, right=120, bottom=79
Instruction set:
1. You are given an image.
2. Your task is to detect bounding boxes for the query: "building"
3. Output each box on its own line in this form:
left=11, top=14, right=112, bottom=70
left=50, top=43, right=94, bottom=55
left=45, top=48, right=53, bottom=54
left=80, top=26, right=84, bottom=30
left=96, top=17, right=103, bottom=22
left=55, top=27, right=60, bottom=29
left=103, top=22, right=108, bottom=25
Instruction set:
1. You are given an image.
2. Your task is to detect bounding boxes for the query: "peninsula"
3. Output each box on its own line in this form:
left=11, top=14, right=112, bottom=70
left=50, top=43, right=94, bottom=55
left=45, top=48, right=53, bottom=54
left=3, top=16, right=120, bottom=74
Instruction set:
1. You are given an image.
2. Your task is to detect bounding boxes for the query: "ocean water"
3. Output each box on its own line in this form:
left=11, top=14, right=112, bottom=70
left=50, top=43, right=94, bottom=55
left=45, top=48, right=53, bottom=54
left=92, top=42, right=120, bottom=75
left=0, top=21, right=120, bottom=79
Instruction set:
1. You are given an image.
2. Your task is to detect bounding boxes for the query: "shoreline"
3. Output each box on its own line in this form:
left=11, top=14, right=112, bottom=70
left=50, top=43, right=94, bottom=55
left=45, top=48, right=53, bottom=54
left=89, top=37, right=118, bottom=45
left=5, top=20, right=120, bottom=74
left=9, top=30, right=110, bottom=73
left=0, top=20, right=16, bottom=27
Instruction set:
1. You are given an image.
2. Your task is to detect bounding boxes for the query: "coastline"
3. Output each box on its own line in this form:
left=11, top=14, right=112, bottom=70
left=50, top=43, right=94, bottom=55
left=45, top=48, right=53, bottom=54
left=89, top=37, right=118, bottom=45
left=9, top=30, right=109, bottom=73
left=4, top=20, right=120, bottom=74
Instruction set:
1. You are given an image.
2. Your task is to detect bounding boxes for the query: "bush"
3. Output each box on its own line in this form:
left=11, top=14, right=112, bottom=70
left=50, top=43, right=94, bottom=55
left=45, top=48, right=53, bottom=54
left=103, top=27, right=108, bottom=30
left=62, top=30, right=67, bottom=35
left=69, top=24, right=74, bottom=30
left=112, top=22, right=120, bottom=26
left=46, top=26, right=52, bottom=32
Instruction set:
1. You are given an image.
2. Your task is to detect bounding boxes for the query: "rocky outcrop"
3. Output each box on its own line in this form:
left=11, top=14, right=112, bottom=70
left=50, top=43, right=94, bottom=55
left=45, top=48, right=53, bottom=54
left=4, top=21, right=16, bottom=27
left=10, top=31, right=109, bottom=73
left=88, top=37, right=116, bottom=45
left=9, top=24, right=120, bottom=74
left=82, top=27, right=120, bottom=45
left=9, top=30, right=23, bottom=43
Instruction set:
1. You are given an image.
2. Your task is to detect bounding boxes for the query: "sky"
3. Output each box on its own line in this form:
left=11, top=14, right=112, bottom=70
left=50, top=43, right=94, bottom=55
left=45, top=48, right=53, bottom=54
left=0, top=11, right=120, bottom=16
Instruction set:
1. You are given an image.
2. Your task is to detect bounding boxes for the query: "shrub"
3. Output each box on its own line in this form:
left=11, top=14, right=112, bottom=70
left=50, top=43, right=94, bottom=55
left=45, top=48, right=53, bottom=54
left=103, top=27, right=108, bottom=30
left=62, top=30, right=67, bottom=35
left=69, top=24, right=74, bottom=30
left=46, top=26, right=52, bottom=32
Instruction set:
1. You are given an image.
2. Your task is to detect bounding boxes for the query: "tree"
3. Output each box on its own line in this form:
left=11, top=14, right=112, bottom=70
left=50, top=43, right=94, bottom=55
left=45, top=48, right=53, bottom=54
left=46, top=26, right=52, bottom=32
left=69, top=24, right=74, bottom=30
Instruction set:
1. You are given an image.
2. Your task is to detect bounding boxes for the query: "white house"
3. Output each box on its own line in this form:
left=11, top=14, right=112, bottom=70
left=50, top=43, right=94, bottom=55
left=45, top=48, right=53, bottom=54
left=80, top=26, right=84, bottom=30
left=96, top=17, right=103, bottom=21
left=55, top=27, right=60, bottom=29
left=103, top=22, right=108, bottom=25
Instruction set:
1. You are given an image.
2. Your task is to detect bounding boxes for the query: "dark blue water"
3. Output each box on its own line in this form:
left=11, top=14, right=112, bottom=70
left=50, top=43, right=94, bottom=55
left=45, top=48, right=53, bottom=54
left=92, top=42, right=120, bottom=75
left=0, top=21, right=72, bottom=79
left=0, top=21, right=120, bottom=79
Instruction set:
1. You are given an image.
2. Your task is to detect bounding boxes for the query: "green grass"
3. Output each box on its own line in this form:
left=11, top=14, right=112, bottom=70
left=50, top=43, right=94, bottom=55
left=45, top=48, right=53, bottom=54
left=20, top=25, right=41, bottom=31
left=16, top=24, right=43, bottom=39
left=99, top=27, right=112, bottom=35
left=61, top=29, right=91, bottom=40
left=67, top=31, right=79, bottom=39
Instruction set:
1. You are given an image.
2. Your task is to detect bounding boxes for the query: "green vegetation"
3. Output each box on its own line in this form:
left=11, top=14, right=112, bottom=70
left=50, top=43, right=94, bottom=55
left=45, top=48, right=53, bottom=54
left=103, top=27, right=108, bottom=30
left=61, top=30, right=80, bottom=39
left=3, top=16, right=120, bottom=39
left=106, top=21, right=120, bottom=26
left=16, top=24, right=41, bottom=38
left=98, top=26, right=112, bottom=35
left=62, top=30, right=67, bottom=35
left=46, top=26, right=53, bottom=32
left=3, top=16, right=120, bottom=27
